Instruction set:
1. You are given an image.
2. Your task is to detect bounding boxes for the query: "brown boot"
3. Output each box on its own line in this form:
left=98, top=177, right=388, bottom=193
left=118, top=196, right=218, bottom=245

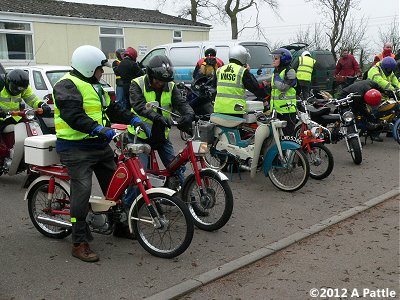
left=72, top=243, right=99, bottom=262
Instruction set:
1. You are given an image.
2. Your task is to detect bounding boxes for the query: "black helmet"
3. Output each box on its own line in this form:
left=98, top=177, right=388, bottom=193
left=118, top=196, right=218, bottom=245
left=5, top=69, right=29, bottom=96
left=115, top=48, right=125, bottom=60
left=146, top=55, right=174, bottom=82
left=205, top=46, right=217, bottom=57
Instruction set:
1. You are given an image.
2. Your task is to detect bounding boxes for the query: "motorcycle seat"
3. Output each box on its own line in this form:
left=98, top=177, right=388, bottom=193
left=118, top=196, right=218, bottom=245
left=210, top=113, right=245, bottom=128
left=307, top=105, right=331, bottom=118
left=3, top=125, right=15, bottom=133
left=320, top=114, right=341, bottom=122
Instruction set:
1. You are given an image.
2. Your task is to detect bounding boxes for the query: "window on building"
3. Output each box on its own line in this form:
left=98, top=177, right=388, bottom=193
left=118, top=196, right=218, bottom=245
left=173, top=30, right=182, bottom=43
left=99, top=27, right=124, bottom=59
left=0, top=21, right=34, bottom=61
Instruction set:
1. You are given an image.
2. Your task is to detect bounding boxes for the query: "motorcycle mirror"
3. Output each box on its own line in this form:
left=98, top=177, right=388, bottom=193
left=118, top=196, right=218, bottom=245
left=234, top=104, right=244, bottom=111
left=177, top=82, right=186, bottom=89
left=145, top=102, right=158, bottom=110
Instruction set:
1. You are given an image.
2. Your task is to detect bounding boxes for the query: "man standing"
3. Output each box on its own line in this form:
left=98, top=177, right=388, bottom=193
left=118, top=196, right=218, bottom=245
left=294, top=51, right=316, bottom=100
left=373, top=42, right=396, bottom=66
left=112, top=48, right=125, bottom=108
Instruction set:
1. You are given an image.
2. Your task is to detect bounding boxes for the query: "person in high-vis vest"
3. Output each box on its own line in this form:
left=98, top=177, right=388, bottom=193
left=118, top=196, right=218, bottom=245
left=112, top=48, right=125, bottom=108
left=295, top=51, right=315, bottom=100
left=127, top=55, right=194, bottom=188
left=214, top=45, right=267, bottom=116
left=53, top=45, right=150, bottom=263
left=0, top=69, right=51, bottom=132
left=270, top=48, right=297, bottom=136
left=367, top=57, right=399, bottom=93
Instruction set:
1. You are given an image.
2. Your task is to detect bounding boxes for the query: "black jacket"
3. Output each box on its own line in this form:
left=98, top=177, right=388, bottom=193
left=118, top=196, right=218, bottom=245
left=116, top=58, right=144, bottom=87
left=341, top=79, right=383, bottom=97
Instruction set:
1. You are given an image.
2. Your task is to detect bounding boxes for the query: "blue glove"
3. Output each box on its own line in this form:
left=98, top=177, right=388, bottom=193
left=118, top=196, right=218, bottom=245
left=90, top=125, right=115, bottom=143
left=130, top=116, right=151, bottom=138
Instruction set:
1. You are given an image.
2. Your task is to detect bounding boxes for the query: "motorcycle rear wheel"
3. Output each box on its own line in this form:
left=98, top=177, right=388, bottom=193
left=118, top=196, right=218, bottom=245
left=268, top=149, right=310, bottom=192
left=348, top=137, right=362, bottom=165
left=393, top=118, right=400, bottom=145
left=182, top=169, right=233, bottom=231
left=204, top=140, right=229, bottom=170
left=130, top=193, right=194, bottom=259
left=27, top=180, right=71, bottom=239
left=306, top=143, right=334, bottom=180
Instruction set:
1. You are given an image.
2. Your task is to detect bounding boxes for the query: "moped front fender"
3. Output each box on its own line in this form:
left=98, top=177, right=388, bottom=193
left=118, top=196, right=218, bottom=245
left=24, top=175, right=70, bottom=201
left=183, top=168, right=229, bottom=188
left=127, top=187, right=177, bottom=233
left=263, top=141, right=301, bottom=176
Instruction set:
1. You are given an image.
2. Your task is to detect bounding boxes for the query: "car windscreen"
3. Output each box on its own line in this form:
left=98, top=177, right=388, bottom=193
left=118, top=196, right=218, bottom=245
left=242, top=44, right=272, bottom=68
left=46, top=70, right=70, bottom=87
left=314, top=53, right=335, bottom=69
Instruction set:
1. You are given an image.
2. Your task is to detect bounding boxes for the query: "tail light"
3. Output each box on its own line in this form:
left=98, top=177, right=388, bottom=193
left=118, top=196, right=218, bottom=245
left=44, top=94, right=54, bottom=104
left=109, top=92, right=116, bottom=102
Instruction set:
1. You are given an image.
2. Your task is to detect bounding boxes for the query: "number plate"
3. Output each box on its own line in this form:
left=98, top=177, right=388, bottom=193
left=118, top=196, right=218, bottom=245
left=281, top=135, right=302, bottom=145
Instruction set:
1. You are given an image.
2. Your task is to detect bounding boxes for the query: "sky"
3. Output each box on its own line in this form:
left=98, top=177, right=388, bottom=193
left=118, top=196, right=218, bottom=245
left=62, top=0, right=399, bottom=53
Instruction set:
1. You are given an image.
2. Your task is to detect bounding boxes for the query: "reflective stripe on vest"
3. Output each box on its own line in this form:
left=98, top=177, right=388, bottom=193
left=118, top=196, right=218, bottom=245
left=0, top=88, right=26, bottom=122
left=115, top=59, right=121, bottom=79
left=271, top=69, right=297, bottom=114
left=53, top=73, right=111, bottom=140
left=296, top=56, right=315, bottom=81
left=214, top=63, right=246, bottom=114
left=368, top=63, right=395, bottom=90
left=127, top=75, right=174, bottom=139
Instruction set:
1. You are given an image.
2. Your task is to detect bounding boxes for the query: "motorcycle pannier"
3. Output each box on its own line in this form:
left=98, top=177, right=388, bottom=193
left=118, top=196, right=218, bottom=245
left=24, top=135, right=60, bottom=166
left=198, top=122, right=215, bottom=144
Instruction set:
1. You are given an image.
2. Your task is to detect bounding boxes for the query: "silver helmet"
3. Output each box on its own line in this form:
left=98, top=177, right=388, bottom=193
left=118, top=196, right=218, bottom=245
left=229, top=45, right=251, bottom=65
left=71, top=45, right=111, bottom=78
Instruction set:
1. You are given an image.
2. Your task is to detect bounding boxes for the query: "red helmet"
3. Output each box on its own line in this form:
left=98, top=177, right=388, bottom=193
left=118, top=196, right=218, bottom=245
left=364, top=89, right=382, bottom=106
left=124, top=47, right=138, bottom=61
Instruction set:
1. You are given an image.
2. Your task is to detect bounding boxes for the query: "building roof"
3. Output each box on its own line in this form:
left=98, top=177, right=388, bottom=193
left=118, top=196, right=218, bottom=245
left=1, top=0, right=211, bottom=28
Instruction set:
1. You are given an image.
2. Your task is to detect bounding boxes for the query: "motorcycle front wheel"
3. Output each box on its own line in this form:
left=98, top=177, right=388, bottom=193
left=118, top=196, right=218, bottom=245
left=306, top=143, right=334, bottom=180
left=27, top=180, right=72, bottom=239
left=393, top=118, right=400, bottom=145
left=348, top=137, right=362, bottom=165
left=268, top=149, right=310, bottom=192
left=182, top=169, right=233, bottom=231
left=130, top=193, right=194, bottom=259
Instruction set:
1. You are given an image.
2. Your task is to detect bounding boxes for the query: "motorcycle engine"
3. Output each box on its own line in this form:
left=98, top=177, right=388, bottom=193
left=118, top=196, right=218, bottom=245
left=86, top=212, right=111, bottom=233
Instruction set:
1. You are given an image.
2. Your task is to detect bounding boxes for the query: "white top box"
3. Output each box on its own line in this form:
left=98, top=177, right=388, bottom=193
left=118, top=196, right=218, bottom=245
left=246, top=101, right=264, bottom=112
left=25, top=134, right=60, bottom=166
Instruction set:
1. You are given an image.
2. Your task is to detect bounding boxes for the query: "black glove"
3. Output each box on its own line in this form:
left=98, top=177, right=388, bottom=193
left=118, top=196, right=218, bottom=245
left=40, top=103, right=52, bottom=117
left=0, top=109, right=7, bottom=119
left=90, top=125, right=115, bottom=143
left=177, top=115, right=194, bottom=133
left=153, top=114, right=173, bottom=128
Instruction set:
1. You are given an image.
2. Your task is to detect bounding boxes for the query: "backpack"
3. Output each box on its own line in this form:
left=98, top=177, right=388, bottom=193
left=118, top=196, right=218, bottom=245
left=199, top=57, right=218, bottom=77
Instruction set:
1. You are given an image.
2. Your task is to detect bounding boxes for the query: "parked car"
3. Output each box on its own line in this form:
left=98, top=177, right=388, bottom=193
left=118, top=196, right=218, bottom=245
left=281, top=42, right=336, bottom=94
left=5, top=65, right=116, bottom=132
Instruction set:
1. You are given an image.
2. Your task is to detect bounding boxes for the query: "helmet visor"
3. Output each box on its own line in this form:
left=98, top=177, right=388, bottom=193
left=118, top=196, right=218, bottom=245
left=8, top=82, right=27, bottom=96
left=152, top=66, right=174, bottom=82
left=101, top=59, right=112, bottom=68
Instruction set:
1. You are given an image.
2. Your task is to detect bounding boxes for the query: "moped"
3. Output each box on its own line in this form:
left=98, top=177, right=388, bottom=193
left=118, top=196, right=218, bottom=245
left=24, top=126, right=194, bottom=259
left=0, top=107, right=43, bottom=177
left=206, top=102, right=310, bottom=192
left=135, top=102, right=233, bottom=231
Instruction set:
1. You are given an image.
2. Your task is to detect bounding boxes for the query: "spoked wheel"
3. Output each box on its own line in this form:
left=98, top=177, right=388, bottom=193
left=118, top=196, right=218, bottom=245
left=348, top=137, right=362, bottom=165
left=268, top=149, right=310, bottom=192
left=393, top=118, right=400, bottom=144
left=182, top=169, right=233, bottom=231
left=27, top=181, right=71, bottom=239
left=130, top=193, right=194, bottom=259
left=204, top=140, right=229, bottom=170
left=305, top=143, right=334, bottom=180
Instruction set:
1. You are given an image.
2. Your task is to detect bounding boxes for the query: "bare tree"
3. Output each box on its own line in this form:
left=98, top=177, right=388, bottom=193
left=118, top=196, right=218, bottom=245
left=306, top=0, right=360, bottom=61
left=291, top=23, right=328, bottom=50
left=377, top=16, right=400, bottom=53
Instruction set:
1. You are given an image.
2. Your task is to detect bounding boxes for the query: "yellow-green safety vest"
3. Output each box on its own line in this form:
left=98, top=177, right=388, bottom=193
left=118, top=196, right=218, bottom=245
left=115, top=59, right=121, bottom=80
left=127, top=75, right=174, bottom=139
left=0, top=84, right=42, bottom=122
left=214, top=63, right=246, bottom=115
left=53, top=73, right=111, bottom=140
left=367, top=62, right=399, bottom=91
left=296, top=56, right=316, bottom=82
left=270, top=69, right=297, bottom=114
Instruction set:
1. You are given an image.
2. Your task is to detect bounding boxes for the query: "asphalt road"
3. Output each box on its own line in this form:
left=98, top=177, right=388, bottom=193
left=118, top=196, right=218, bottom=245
left=0, top=130, right=398, bottom=300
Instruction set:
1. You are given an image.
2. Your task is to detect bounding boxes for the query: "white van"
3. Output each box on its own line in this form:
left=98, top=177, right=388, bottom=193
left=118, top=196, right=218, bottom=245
left=139, top=40, right=273, bottom=84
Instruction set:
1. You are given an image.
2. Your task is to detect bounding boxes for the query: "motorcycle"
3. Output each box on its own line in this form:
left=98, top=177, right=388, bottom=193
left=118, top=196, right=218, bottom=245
left=133, top=102, right=234, bottom=231
left=205, top=101, right=310, bottom=192
left=23, top=126, right=194, bottom=259
left=306, top=93, right=363, bottom=165
left=0, top=107, right=43, bottom=177
left=357, top=89, right=400, bottom=144
left=295, top=100, right=334, bottom=180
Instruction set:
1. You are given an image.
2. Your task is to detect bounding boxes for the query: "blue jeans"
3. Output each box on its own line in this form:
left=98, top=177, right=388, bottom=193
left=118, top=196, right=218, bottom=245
left=115, top=85, right=126, bottom=109
left=58, top=146, right=115, bottom=243
left=123, top=136, right=185, bottom=207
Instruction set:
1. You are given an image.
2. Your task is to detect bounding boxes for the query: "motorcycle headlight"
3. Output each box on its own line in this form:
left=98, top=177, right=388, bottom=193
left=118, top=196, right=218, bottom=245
left=343, top=111, right=354, bottom=123
left=192, top=141, right=208, bottom=155
left=25, top=109, right=35, bottom=120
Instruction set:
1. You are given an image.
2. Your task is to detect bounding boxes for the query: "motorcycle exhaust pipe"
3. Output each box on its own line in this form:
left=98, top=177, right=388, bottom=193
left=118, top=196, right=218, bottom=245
left=37, top=215, right=72, bottom=228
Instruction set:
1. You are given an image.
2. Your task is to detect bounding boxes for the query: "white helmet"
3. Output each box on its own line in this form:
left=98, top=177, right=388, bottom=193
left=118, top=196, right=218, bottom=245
left=301, top=51, right=311, bottom=57
left=229, top=45, right=251, bottom=65
left=71, top=45, right=111, bottom=78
